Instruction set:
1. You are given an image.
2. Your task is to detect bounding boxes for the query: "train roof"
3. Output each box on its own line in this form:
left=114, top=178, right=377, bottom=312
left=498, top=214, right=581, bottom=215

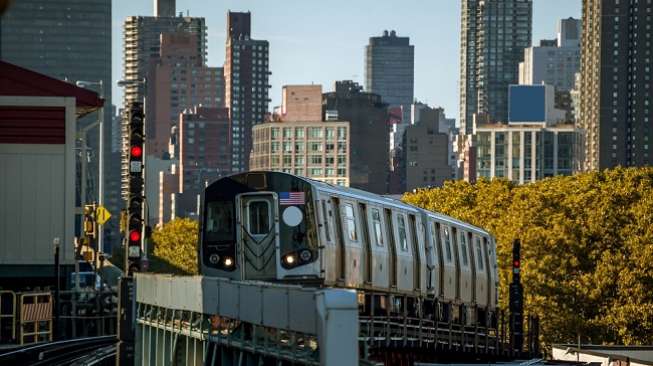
left=217, top=171, right=491, bottom=237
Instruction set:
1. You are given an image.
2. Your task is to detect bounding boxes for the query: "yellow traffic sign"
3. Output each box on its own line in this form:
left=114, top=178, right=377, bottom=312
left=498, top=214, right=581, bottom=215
left=96, top=205, right=112, bottom=225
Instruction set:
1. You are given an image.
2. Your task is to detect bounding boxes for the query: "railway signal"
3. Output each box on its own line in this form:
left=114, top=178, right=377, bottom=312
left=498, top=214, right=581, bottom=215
left=509, top=239, right=524, bottom=354
left=126, top=102, right=144, bottom=275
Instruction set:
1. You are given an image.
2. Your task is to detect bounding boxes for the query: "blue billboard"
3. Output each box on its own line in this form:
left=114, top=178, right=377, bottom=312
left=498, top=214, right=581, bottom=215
left=508, top=85, right=546, bottom=123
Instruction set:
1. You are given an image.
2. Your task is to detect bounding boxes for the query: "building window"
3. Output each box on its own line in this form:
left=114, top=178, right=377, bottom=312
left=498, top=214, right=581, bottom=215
left=337, top=127, right=347, bottom=140
left=308, top=127, right=323, bottom=139
left=309, top=155, right=322, bottom=165
left=310, top=142, right=323, bottom=152
left=283, top=127, right=292, bottom=139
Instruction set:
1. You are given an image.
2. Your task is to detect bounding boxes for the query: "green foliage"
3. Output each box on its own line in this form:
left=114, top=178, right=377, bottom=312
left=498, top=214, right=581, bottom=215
left=403, top=167, right=653, bottom=346
left=151, top=218, right=199, bottom=275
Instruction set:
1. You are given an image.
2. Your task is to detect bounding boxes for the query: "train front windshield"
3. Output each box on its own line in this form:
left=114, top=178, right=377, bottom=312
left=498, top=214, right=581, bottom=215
left=205, top=201, right=234, bottom=244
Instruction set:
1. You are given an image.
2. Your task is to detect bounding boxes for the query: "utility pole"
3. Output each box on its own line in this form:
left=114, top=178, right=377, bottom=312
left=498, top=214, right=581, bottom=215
left=76, top=80, right=105, bottom=255
left=53, top=237, right=61, bottom=340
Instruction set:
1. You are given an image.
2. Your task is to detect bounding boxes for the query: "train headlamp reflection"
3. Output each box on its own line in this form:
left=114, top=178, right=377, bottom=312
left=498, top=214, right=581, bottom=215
left=224, top=257, right=234, bottom=267
left=284, top=255, right=296, bottom=265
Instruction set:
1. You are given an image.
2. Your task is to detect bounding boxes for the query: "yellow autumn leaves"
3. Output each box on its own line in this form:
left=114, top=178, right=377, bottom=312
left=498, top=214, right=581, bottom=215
left=403, top=167, right=653, bottom=346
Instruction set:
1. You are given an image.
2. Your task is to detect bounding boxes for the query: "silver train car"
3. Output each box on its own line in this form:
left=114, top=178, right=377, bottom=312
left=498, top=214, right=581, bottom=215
left=199, top=171, right=498, bottom=326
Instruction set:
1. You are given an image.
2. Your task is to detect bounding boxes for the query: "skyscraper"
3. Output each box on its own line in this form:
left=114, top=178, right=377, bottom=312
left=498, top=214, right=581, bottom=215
left=323, top=81, right=389, bottom=194
left=121, top=2, right=206, bottom=199
left=147, top=32, right=224, bottom=158
left=578, top=0, right=653, bottom=171
left=519, top=18, right=581, bottom=92
left=365, top=30, right=414, bottom=135
left=225, top=11, right=271, bottom=172
left=459, top=0, right=533, bottom=133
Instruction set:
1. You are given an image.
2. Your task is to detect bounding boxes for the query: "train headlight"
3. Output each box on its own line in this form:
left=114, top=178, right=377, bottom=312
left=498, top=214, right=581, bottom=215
left=209, top=254, right=220, bottom=265
left=299, top=249, right=312, bottom=262
left=284, top=254, right=296, bottom=265
left=224, top=257, right=234, bottom=267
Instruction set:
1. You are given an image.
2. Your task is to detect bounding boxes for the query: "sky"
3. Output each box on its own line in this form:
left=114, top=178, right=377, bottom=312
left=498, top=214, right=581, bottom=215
left=111, top=0, right=581, bottom=120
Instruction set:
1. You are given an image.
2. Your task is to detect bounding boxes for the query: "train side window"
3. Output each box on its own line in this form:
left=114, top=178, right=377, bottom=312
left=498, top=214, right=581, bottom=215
left=321, top=200, right=331, bottom=241
left=475, top=236, right=484, bottom=271
left=443, top=226, right=453, bottom=263
left=247, top=200, right=271, bottom=235
left=397, top=214, right=408, bottom=251
left=459, top=230, right=469, bottom=267
left=371, top=208, right=383, bottom=247
left=344, top=203, right=358, bottom=241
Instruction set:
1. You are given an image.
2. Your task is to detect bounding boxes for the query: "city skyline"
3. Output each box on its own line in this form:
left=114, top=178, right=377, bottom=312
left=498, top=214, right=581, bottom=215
left=111, top=0, right=581, bottom=119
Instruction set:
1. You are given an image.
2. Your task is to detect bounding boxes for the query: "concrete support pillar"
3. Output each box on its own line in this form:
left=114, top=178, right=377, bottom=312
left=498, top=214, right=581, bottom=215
left=316, top=289, right=358, bottom=366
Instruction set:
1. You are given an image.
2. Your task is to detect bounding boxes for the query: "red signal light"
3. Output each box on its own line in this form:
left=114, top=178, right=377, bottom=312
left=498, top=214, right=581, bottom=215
left=129, top=230, right=141, bottom=242
left=513, top=260, right=520, bottom=268
left=130, top=146, right=143, bottom=158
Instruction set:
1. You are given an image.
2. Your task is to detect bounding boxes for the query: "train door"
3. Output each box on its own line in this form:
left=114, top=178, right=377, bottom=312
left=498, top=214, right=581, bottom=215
left=384, top=208, right=397, bottom=288
left=319, top=197, right=337, bottom=284
left=440, top=224, right=456, bottom=301
left=395, top=212, right=414, bottom=292
left=456, top=229, right=473, bottom=318
left=370, top=206, right=389, bottom=288
left=332, top=197, right=346, bottom=282
left=408, top=214, right=423, bottom=292
left=358, top=203, right=372, bottom=285
left=473, top=235, right=488, bottom=309
left=341, top=200, right=362, bottom=287
left=486, top=237, right=499, bottom=310
left=236, top=193, right=279, bottom=281
left=425, top=219, right=441, bottom=296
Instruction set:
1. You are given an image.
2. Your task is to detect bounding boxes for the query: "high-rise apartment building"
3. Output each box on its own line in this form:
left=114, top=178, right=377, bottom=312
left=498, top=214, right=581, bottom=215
left=225, top=11, right=271, bottom=172
left=402, top=106, right=454, bottom=191
left=157, top=107, right=232, bottom=225
left=459, top=0, right=533, bottom=133
left=250, top=121, right=351, bottom=186
left=148, top=32, right=224, bottom=158
left=365, top=30, right=414, bottom=138
left=122, top=5, right=206, bottom=199
left=122, top=11, right=206, bottom=110
left=323, top=81, right=389, bottom=194
left=519, top=18, right=581, bottom=92
left=578, top=0, right=653, bottom=171
left=0, top=0, right=115, bottom=247
left=250, top=85, right=350, bottom=186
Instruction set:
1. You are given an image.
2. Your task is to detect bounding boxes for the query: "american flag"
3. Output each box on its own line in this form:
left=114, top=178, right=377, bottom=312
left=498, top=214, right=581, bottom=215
left=279, top=191, right=305, bottom=205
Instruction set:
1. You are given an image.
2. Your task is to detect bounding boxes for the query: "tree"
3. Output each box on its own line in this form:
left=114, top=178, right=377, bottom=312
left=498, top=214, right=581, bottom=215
left=151, top=218, right=199, bottom=275
left=403, top=167, right=653, bottom=346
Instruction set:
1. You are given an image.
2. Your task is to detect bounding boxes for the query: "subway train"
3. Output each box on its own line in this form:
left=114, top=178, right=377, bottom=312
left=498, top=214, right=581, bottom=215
left=199, top=171, right=498, bottom=326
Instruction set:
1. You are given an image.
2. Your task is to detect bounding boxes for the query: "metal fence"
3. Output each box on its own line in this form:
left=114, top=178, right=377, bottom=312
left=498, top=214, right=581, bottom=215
left=0, top=288, right=118, bottom=345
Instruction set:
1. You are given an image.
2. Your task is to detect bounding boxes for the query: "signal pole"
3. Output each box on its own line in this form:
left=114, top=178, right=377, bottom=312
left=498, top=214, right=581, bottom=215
left=115, top=100, right=145, bottom=366
left=509, top=239, right=524, bottom=355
